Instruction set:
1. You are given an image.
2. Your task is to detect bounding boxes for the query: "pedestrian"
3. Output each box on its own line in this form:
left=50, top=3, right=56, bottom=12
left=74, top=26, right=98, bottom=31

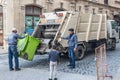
left=8, top=28, right=24, bottom=71
left=61, top=28, right=78, bottom=69
left=48, top=45, right=60, bottom=80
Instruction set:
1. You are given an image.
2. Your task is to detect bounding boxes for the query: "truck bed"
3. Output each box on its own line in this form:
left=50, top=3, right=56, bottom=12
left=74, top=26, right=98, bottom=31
left=57, top=12, right=107, bottom=47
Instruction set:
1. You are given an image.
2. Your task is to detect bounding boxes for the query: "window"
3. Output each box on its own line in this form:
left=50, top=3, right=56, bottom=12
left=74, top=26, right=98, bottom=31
left=105, top=11, right=108, bottom=14
left=111, top=11, right=114, bottom=15
left=0, top=6, right=3, bottom=30
left=48, top=0, right=53, bottom=2
left=104, top=0, right=108, bottom=4
left=25, top=5, right=42, bottom=35
left=34, top=0, right=37, bottom=3
left=92, top=8, right=95, bottom=14
left=25, top=5, right=42, bottom=16
left=26, top=6, right=33, bottom=15
left=0, top=6, right=3, bottom=46
left=34, top=7, right=41, bottom=15
left=79, top=6, right=81, bottom=12
left=89, top=0, right=98, bottom=2
left=0, top=16, right=3, bottom=30
left=111, top=21, right=119, bottom=32
left=98, top=8, right=103, bottom=13
left=84, top=5, right=89, bottom=13
left=0, top=6, right=3, bottom=13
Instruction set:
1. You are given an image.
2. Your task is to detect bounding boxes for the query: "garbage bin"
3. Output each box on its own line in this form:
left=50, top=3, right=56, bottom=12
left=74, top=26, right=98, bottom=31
left=17, top=35, right=29, bottom=53
left=17, top=35, right=41, bottom=61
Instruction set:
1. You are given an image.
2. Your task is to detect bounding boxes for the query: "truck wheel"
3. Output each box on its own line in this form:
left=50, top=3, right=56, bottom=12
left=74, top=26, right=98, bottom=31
left=75, top=45, right=85, bottom=60
left=111, top=39, right=116, bottom=50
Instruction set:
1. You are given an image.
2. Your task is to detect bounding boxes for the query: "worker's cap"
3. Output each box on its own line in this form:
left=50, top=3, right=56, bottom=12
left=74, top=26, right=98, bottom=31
left=68, top=28, right=74, bottom=32
left=12, top=28, right=17, bottom=31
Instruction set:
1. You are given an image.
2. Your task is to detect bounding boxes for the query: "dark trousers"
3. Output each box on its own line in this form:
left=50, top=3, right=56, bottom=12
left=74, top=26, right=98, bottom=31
left=8, top=45, right=19, bottom=69
left=68, top=47, right=75, bottom=67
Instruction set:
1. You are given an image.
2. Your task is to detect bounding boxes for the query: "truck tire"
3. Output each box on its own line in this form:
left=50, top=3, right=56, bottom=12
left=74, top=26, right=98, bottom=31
left=75, top=45, right=85, bottom=60
left=111, top=39, right=116, bottom=50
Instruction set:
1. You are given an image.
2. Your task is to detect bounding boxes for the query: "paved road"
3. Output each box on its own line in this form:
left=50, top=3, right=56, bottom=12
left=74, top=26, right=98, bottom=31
left=0, top=42, right=120, bottom=80
left=0, top=48, right=7, bottom=54
left=0, top=65, right=96, bottom=80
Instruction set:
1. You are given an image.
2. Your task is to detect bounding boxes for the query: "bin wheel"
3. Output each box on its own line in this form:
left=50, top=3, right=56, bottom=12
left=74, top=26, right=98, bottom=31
left=23, top=53, right=28, bottom=60
left=111, top=39, right=116, bottom=50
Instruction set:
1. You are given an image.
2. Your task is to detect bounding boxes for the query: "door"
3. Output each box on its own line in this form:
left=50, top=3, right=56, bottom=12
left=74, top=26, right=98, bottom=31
left=25, top=5, right=42, bottom=35
left=25, top=16, right=33, bottom=35
left=34, top=16, right=39, bottom=27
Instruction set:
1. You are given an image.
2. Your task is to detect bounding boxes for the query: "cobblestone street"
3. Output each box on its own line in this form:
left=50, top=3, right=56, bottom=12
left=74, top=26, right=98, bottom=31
left=0, top=42, right=120, bottom=80
left=1, top=0, right=120, bottom=80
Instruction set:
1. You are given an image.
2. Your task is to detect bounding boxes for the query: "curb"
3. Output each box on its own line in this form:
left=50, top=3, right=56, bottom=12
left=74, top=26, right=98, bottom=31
left=0, top=52, right=8, bottom=55
left=0, top=49, right=8, bottom=55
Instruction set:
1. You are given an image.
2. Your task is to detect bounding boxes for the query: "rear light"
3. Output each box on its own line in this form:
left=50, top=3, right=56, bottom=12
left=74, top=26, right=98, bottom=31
left=57, top=13, right=63, bottom=17
left=40, top=15, right=45, bottom=18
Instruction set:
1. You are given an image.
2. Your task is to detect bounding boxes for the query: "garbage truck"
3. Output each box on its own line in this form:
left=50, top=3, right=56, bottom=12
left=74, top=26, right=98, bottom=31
left=31, top=11, right=119, bottom=60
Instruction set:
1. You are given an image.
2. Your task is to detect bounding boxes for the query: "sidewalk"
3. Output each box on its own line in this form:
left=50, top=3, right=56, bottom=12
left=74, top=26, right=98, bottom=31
left=113, top=68, right=120, bottom=80
left=0, top=54, right=97, bottom=80
left=0, top=53, right=120, bottom=80
left=0, top=47, right=8, bottom=54
left=0, top=65, right=97, bottom=80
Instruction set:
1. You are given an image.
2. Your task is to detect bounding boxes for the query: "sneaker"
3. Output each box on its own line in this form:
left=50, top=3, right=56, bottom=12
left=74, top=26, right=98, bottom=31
left=15, top=68, right=21, bottom=71
left=10, top=68, right=14, bottom=71
left=54, top=78, right=57, bottom=80
left=49, top=78, right=52, bottom=80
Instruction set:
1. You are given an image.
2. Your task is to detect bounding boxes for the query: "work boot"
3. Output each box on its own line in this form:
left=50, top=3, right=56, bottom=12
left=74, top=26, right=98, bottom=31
left=15, top=68, right=21, bottom=71
left=69, top=66, right=75, bottom=69
left=10, top=68, right=14, bottom=71
left=49, top=78, right=52, bottom=80
left=67, top=64, right=71, bottom=67
left=54, top=78, right=57, bottom=80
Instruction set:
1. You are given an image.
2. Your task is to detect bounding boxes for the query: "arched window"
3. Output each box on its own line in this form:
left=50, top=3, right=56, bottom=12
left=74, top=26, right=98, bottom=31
left=25, top=5, right=42, bottom=35
left=0, top=6, right=3, bottom=46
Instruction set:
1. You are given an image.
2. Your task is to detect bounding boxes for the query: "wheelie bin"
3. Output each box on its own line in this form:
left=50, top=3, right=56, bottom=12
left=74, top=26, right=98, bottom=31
left=17, top=35, right=41, bottom=61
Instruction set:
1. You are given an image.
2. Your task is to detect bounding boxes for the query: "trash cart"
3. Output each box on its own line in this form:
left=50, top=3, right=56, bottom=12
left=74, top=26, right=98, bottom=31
left=17, top=35, right=41, bottom=61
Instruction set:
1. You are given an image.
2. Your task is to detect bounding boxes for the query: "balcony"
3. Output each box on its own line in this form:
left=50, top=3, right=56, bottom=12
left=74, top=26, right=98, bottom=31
left=104, top=0, right=108, bottom=5
left=115, top=0, right=120, bottom=3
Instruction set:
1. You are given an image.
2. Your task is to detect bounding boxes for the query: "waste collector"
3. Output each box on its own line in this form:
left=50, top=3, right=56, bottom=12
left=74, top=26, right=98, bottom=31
left=61, top=28, right=78, bottom=69
left=8, top=28, right=24, bottom=71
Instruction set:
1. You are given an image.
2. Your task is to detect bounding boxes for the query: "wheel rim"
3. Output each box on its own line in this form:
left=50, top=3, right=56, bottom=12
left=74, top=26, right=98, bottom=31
left=77, top=46, right=85, bottom=59
left=112, top=41, right=116, bottom=48
left=78, top=49, right=82, bottom=58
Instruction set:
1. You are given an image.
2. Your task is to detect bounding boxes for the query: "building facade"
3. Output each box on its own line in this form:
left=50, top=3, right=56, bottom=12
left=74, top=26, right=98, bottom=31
left=0, top=0, right=120, bottom=48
